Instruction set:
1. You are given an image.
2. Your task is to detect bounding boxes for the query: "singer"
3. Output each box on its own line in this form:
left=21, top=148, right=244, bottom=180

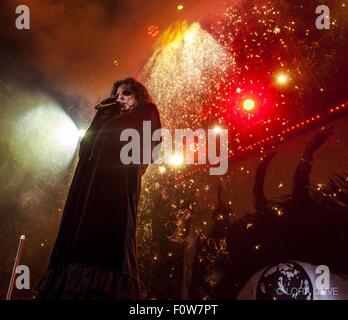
left=35, top=78, right=161, bottom=300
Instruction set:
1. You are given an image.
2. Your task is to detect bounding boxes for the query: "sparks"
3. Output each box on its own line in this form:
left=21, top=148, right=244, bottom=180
left=159, top=166, right=167, bottom=174
left=148, top=25, right=159, bottom=37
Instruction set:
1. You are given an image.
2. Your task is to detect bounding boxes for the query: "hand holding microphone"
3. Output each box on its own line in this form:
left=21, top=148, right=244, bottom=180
left=95, top=96, right=123, bottom=110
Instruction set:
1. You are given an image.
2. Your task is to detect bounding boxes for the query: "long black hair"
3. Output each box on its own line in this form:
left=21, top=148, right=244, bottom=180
left=111, top=78, right=152, bottom=106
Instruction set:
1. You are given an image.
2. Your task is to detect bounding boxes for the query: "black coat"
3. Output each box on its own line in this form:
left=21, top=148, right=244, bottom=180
left=36, top=102, right=161, bottom=299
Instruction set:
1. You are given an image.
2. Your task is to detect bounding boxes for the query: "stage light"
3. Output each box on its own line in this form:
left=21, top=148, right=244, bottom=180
left=54, top=120, right=79, bottom=147
left=213, top=126, right=222, bottom=133
left=177, top=4, right=184, bottom=10
left=169, top=153, right=184, bottom=166
left=275, top=72, right=289, bottom=85
left=78, top=129, right=86, bottom=138
left=12, top=104, right=80, bottom=173
left=243, top=98, right=256, bottom=111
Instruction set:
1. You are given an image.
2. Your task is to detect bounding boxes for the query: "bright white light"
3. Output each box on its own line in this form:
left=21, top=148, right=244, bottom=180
left=276, top=72, right=289, bottom=85
left=54, top=120, right=79, bottom=147
left=213, top=126, right=221, bottom=133
left=184, top=25, right=198, bottom=42
left=169, top=153, right=184, bottom=166
left=12, top=104, right=80, bottom=173
left=78, top=129, right=87, bottom=138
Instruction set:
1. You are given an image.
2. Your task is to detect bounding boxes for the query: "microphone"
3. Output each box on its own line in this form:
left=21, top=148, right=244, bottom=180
left=95, top=97, right=123, bottom=110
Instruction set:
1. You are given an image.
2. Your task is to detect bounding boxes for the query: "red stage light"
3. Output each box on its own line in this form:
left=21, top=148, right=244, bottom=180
left=243, top=98, right=256, bottom=111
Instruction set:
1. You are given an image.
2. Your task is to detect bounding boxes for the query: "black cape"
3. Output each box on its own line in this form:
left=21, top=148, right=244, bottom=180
left=36, top=102, right=161, bottom=299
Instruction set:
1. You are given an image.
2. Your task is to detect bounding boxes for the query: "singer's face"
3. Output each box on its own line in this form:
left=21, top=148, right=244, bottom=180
left=115, top=85, right=137, bottom=110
